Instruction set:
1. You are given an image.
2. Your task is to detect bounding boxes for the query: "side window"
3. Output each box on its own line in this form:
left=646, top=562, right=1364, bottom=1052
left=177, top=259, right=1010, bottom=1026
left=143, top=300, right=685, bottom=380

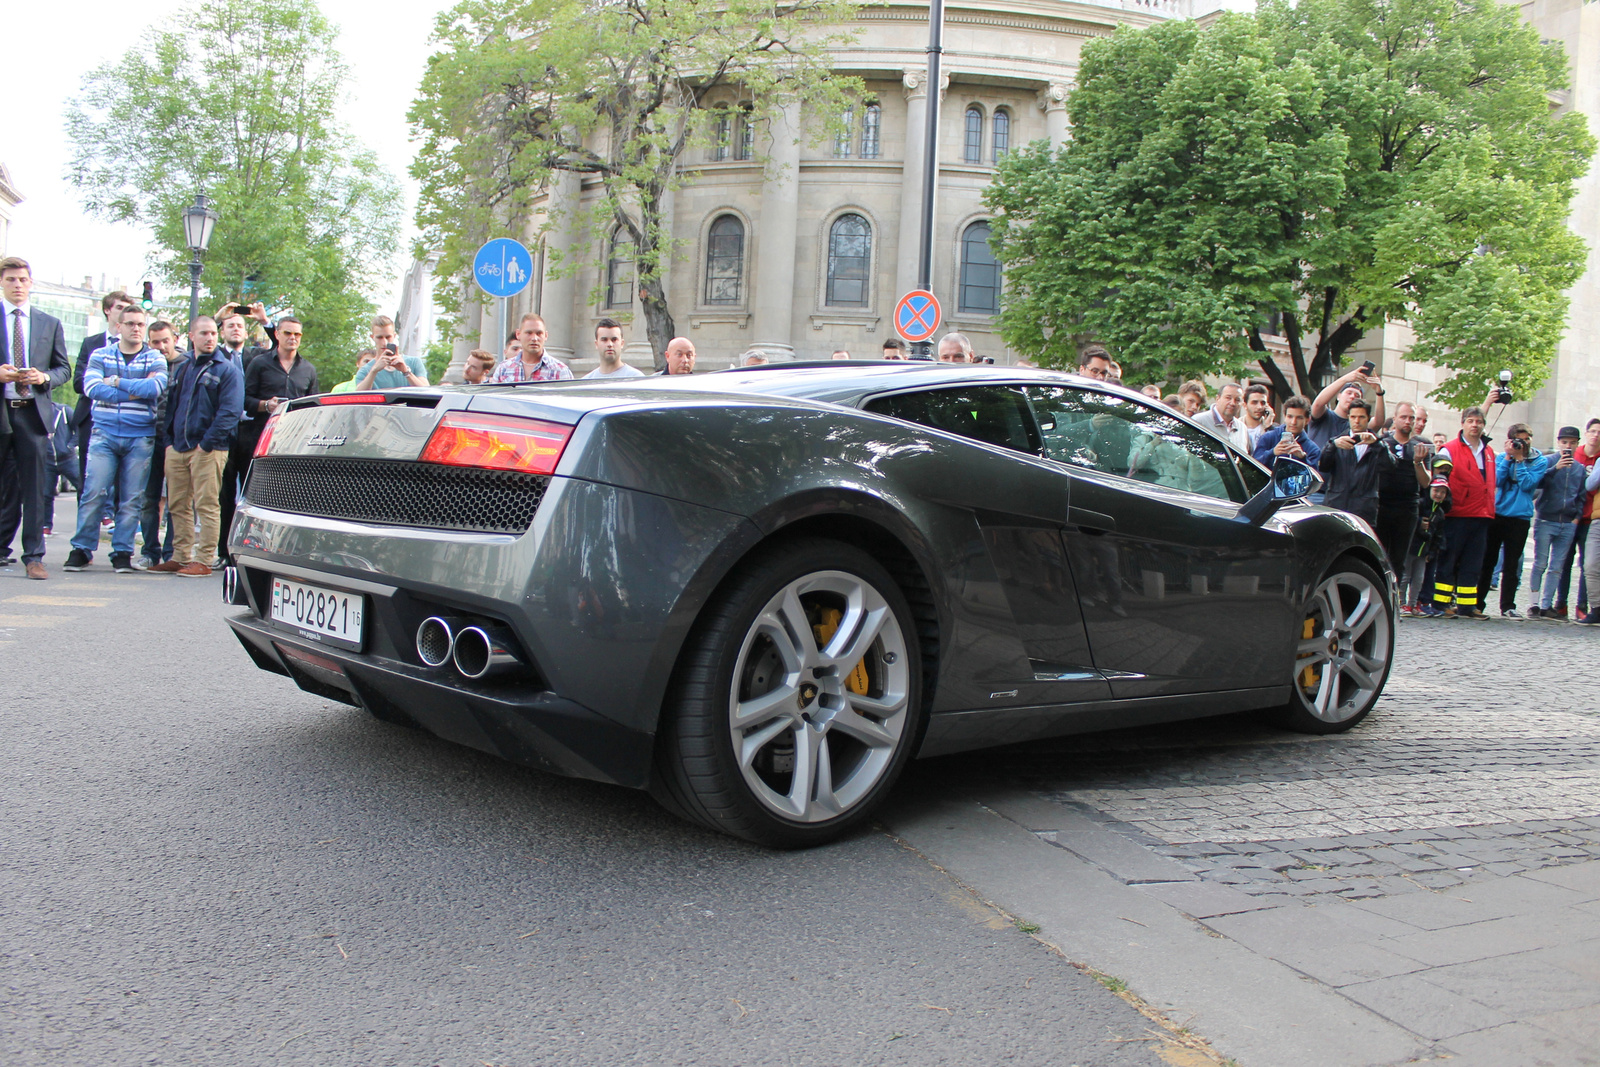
left=866, top=386, right=1042, bottom=456
left=1024, top=386, right=1247, bottom=503
left=1235, top=453, right=1270, bottom=497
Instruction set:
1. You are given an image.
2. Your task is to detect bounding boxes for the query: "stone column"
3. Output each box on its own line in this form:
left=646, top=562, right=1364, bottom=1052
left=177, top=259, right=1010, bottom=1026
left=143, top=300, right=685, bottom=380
left=540, top=169, right=582, bottom=361
left=446, top=279, right=475, bottom=383
left=1038, top=81, right=1071, bottom=149
left=894, top=69, right=930, bottom=303
left=750, top=100, right=801, bottom=361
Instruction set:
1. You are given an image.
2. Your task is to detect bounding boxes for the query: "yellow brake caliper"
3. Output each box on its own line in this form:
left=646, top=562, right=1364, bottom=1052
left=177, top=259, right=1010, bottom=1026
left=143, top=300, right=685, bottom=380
left=1300, top=616, right=1320, bottom=690
left=812, top=607, right=872, bottom=695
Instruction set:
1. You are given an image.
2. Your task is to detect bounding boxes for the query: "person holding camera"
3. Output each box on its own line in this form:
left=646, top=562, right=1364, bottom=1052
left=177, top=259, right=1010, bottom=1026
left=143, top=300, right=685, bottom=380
left=1476, top=423, right=1548, bottom=618
left=1527, top=427, right=1589, bottom=619
left=1434, top=407, right=1497, bottom=619
left=1317, top=398, right=1394, bottom=526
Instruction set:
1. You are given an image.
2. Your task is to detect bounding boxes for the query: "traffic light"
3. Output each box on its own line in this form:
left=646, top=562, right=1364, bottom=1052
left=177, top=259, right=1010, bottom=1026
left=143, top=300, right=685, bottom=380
left=141, top=281, right=154, bottom=310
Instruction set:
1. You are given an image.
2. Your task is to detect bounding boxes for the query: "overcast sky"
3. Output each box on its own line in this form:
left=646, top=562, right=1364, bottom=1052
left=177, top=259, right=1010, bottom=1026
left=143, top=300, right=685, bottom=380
left=10, top=0, right=451, bottom=308
left=11, top=0, right=1241, bottom=307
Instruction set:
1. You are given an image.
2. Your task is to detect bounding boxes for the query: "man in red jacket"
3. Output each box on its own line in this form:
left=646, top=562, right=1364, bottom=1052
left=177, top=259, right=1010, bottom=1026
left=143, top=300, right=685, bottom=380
left=1434, top=406, right=1497, bottom=618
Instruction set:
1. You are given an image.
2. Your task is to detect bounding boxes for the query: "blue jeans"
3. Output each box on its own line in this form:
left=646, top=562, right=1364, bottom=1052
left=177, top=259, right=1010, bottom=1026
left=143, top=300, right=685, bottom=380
left=1530, top=519, right=1579, bottom=611
left=71, top=431, right=154, bottom=557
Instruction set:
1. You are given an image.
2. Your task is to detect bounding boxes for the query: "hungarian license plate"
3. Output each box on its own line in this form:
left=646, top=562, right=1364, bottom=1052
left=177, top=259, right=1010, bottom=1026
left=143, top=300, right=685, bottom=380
left=269, top=577, right=365, bottom=650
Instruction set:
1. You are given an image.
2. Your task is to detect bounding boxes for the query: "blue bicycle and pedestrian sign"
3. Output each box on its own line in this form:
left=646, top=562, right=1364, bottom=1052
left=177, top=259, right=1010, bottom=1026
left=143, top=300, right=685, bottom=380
left=473, top=238, right=535, bottom=299
left=894, top=290, right=941, bottom=343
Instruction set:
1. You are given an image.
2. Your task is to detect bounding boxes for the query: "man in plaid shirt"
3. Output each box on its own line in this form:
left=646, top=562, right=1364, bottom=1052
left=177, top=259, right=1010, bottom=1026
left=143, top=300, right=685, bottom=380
left=492, top=314, right=573, bottom=383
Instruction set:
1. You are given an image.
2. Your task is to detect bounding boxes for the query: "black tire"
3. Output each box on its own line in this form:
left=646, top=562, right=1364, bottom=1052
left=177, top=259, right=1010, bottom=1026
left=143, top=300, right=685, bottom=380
left=651, top=537, right=924, bottom=847
left=1274, top=557, right=1394, bottom=734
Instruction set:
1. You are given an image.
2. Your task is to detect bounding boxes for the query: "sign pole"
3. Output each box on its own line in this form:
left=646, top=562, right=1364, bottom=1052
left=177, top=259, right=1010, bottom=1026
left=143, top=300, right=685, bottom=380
left=499, top=296, right=508, bottom=357
left=914, top=0, right=945, bottom=360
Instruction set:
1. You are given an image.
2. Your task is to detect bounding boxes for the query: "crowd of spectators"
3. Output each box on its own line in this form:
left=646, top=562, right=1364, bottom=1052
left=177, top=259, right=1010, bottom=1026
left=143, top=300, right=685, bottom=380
left=9, top=271, right=1597, bottom=624
left=1061, top=347, right=1600, bottom=625
left=0, top=259, right=390, bottom=579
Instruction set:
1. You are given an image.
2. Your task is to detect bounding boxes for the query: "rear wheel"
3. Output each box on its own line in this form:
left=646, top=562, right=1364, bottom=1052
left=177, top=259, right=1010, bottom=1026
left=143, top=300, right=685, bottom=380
left=651, top=538, right=922, bottom=847
left=1276, top=559, right=1393, bottom=734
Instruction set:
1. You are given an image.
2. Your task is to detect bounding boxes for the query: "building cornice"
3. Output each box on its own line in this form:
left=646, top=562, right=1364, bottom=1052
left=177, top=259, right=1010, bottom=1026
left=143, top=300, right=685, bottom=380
left=0, top=162, right=24, bottom=207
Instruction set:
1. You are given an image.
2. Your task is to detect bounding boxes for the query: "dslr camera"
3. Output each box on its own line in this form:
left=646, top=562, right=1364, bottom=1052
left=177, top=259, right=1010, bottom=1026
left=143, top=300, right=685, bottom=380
left=1494, top=369, right=1514, bottom=405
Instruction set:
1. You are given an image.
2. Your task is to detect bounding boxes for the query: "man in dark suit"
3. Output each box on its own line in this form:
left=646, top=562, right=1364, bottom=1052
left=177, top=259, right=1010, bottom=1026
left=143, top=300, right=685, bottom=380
left=0, top=256, right=73, bottom=579
left=71, top=290, right=133, bottom=487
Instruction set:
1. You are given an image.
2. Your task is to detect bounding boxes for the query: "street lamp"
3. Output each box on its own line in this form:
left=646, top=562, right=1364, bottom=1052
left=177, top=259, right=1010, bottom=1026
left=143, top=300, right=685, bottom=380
left=182, top=192, right=219, bottom=330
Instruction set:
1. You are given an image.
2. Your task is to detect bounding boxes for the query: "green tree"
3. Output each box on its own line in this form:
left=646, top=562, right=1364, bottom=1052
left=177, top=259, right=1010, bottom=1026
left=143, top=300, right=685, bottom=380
left=65, top=0, right=401, bottom=385
left=410, top=0, right=862, bottom=361
left=986, top=0, right=1593, bottom=405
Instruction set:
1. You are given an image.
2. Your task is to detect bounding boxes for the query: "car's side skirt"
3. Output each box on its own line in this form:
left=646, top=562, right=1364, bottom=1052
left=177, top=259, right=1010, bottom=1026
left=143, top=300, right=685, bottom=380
left=916, top=686, right=1290, bottom=758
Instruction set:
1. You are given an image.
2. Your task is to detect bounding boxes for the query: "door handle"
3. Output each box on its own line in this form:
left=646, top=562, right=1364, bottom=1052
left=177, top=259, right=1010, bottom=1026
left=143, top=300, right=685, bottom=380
left=1069, top=506, right=1116, bottom=533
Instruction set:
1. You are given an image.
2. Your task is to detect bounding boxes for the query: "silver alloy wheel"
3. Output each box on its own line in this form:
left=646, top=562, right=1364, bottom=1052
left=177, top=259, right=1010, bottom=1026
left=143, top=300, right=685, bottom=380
left=728, top=570, right=911, bottom=822
left=1294, top=569, right=1391, bottom=723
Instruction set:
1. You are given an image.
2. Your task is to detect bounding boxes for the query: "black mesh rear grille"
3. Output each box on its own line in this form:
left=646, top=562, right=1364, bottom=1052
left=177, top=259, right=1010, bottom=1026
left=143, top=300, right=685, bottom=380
left=245, top=458, right=549, bottom=534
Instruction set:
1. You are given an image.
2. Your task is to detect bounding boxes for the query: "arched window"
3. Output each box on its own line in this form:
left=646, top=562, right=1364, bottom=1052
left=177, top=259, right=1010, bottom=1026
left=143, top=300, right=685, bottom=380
left=711, top=109, right=732, bottom=162
left=834, top=107, right=854, bottom=158
left=958, top=220, right=1000, bottom=314
left=605, top=229, right=634, bottom=309
left=826, top=214, right=871, bottom=307
left=860, top=103, right=881, bottom=159
left=992, top=109, right=1010, bottom=161
left=704, top=214, right=744, bottom=305
left=735, top=107, right=755, bottom=161
left=964, top=106, right=983, bottom=164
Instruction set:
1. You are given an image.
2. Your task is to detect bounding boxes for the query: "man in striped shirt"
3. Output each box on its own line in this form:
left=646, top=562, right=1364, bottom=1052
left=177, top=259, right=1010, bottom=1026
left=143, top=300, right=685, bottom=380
left=63, top=306, right=168, bottom=573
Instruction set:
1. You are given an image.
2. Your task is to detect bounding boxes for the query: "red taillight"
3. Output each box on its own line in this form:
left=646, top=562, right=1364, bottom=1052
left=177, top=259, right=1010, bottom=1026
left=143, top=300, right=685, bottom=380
left=419, top=412, right=573, bottom=475
left=318, top=393, right=386, bottom=405
left=254, top=412, right=282, bottom=458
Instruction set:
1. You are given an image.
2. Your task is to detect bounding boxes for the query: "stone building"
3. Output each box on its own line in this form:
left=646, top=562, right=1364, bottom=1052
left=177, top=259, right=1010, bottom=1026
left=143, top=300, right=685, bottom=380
left=449, top=0, right=1596, bottom=444
left=0, top=163, right=22, bottom=256
left=455, top=0, right=1192, bottom=375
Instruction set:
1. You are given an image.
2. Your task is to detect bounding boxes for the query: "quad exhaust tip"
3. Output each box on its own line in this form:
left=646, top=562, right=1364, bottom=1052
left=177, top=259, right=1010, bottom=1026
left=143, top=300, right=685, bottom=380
left=452, top=624, right=525, bottom=679
left=415, top=616, right=464, bottom=669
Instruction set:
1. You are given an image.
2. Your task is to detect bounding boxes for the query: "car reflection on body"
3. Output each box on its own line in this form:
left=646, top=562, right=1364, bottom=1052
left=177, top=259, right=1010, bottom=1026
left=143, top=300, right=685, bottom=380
left=225, top=362, right=1394, bottom=847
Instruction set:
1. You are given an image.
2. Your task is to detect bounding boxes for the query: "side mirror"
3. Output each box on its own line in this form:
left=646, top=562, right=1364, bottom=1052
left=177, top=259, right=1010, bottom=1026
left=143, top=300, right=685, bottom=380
left=1240, top=456, right=1323, bottom=525
left=1272, top=456, right=1323, bottom=501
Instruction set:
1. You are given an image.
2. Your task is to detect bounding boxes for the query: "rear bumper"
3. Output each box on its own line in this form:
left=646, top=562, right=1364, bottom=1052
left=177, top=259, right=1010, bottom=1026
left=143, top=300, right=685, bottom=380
left=227, top=612, right=655, bottom=788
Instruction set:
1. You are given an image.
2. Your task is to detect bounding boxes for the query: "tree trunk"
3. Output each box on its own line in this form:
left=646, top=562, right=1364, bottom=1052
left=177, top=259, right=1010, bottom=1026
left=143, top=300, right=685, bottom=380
left=638, top=271, right=675, bottom=370
left=632, top=183, right=676, bottom=369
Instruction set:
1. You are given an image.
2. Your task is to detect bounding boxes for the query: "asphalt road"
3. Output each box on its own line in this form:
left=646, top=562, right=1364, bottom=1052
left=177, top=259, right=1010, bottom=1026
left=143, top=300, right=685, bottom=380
left=0, top=523, right=1169, bottom=1067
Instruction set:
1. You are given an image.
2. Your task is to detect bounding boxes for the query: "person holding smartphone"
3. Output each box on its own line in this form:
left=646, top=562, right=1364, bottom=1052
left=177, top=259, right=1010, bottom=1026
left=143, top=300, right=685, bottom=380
left=1317, top=397, right=1394, bottom=527
left=1307, top=361, right=1388, bottom=455
left=351, top=315, right=428, bottom=389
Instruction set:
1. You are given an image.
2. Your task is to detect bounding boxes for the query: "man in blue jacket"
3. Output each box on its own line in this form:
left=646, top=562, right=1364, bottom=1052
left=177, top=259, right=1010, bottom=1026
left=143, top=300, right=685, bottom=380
left=156, top=316, right=242, bottom=577
left=1528, top=426, right=1589, bottom=619
left=1252, top=396, right=1323, bottom=469
left=1479, top=422, right=1548, bottom=617
left=63, top=306, right=167, bottom=574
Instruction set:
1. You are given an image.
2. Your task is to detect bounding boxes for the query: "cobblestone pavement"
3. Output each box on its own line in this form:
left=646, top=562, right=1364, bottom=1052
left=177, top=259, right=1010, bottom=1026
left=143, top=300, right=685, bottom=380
left=905, top=615, right=1600, bottom=1065
left=937, top=618, right=1600, bottom=906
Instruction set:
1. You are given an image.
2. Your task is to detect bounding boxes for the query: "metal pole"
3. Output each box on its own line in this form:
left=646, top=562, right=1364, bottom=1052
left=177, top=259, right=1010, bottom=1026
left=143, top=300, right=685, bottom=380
left=498, top=296, right=508, bottom=359
left=912, top=0, right=945, bottom=359
left=188, top=256, right=203, bottom=334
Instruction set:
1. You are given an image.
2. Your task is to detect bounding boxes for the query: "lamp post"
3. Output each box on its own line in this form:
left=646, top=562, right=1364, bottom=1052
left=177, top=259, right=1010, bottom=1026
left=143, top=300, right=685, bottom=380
left=181, top=192, right=219, bottom=330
